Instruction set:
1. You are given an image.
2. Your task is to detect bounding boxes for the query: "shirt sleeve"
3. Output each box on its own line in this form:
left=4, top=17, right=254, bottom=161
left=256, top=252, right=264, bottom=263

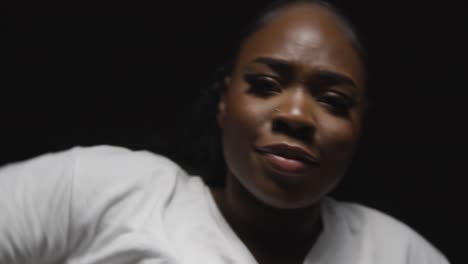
left=0, top=148, right=77, bottom=264
left=407, top=230, right=451, bottom=264
left=0, top=145, right=191, bottom=263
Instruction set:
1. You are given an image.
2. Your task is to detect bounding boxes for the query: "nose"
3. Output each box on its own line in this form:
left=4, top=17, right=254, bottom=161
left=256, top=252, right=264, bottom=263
left=272, top=88, right=316, bottom=142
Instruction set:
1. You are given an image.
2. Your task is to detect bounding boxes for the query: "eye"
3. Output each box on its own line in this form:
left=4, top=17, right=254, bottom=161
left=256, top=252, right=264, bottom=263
left=317, top=91, right=355, bottom=117
left=244, top=73, right=281, bottom=96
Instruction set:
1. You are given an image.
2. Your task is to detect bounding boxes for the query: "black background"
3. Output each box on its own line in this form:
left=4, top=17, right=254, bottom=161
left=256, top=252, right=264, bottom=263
left=2, top=1, right=464, bottom=262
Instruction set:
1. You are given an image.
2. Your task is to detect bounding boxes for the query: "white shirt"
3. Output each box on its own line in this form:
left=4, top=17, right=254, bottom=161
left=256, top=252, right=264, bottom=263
left=0, top=145, right=450, bottom=264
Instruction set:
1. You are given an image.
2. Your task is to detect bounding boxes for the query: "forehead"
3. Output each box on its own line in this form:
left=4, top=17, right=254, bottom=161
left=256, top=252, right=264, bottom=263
left=236, top=4, right=366, bottom=88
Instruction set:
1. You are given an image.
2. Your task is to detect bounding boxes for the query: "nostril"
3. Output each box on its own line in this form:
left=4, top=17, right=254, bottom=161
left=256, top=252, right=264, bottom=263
left=272, top=119, right=289, bottom=132
left=272, top=118, right=314, bottom=143
left=296, top=126, right=313, bottom=141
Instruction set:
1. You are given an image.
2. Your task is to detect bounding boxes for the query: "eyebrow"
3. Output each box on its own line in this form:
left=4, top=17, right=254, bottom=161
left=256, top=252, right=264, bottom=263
left=313, top=70, right=358, bottom=90
left=253, top=57, right=294, bottom=76
left=252, top=56, right=359, bottom=90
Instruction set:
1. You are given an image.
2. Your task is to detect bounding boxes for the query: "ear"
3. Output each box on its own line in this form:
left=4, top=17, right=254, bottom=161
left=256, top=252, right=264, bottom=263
left=217, top=76, right=231, bottom=129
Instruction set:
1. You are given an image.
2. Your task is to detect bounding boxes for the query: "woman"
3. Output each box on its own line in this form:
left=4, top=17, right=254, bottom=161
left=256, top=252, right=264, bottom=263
left=0, top=0, right=449, bottom=263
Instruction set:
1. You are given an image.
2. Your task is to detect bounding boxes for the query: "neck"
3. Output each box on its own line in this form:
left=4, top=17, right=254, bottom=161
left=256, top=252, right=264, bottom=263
left=210, top=173, right=323, bottom=252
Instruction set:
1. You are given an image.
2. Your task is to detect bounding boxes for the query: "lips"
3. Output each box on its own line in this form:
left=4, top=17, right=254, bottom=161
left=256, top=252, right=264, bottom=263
left=255, top=143, right=319, bottom=175
left=256, top=143, right=319, bottom=164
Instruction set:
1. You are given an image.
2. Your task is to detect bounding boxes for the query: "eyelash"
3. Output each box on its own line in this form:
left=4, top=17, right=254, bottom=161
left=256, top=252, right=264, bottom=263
left=244, top=74, right=281, bottom=95
left=244, top=73, right=355, bottom=116
left=317, top=92, right=355, bottom=116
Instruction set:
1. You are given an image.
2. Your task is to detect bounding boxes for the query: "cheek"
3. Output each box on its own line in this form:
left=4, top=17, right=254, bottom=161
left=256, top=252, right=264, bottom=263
left=220, top=90, right=270, bottom=175
left=223, top=87, right=271, bottom=137
left=317, top=115, right=361, bottom=165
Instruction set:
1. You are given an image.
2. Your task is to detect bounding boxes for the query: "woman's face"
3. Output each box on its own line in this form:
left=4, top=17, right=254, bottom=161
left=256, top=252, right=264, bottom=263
left=218, top=4, right=366, bottom=209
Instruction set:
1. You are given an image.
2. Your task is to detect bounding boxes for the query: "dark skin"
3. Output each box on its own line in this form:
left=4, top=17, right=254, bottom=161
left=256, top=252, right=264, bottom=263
left=212, top=3, right=366, bottom=264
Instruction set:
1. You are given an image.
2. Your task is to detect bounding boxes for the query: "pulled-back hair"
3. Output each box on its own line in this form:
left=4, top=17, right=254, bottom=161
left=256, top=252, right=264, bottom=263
left=176, top=0, right=368, bottom=187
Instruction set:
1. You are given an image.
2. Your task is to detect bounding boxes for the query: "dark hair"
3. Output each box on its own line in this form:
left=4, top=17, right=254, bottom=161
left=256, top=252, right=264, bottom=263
left=231, top=0, right=367, bottom=75
left=176, top=0, right=368, bottom=186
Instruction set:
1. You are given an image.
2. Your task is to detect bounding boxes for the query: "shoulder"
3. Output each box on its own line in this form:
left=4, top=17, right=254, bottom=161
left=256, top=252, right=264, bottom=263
left=73, top=144, right=180, bottom=171
left=67, top=146, right=195, bottom=249
left=69, top=145, right=187, bottom=195
left=1, top=144, right=188, bottom=208
left=1, top=144, right=181, bottom=176
left=323, top=198, right=450, bottom=263
left=324, top=198, right=412, bottom=237
left=0, top=145, right=196, bottom=262
left=2, top=145, right=189, bottom=206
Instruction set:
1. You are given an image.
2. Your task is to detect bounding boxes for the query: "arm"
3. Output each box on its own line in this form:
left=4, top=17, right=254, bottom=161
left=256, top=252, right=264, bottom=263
left=0, top=148, right=76, bottom=263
